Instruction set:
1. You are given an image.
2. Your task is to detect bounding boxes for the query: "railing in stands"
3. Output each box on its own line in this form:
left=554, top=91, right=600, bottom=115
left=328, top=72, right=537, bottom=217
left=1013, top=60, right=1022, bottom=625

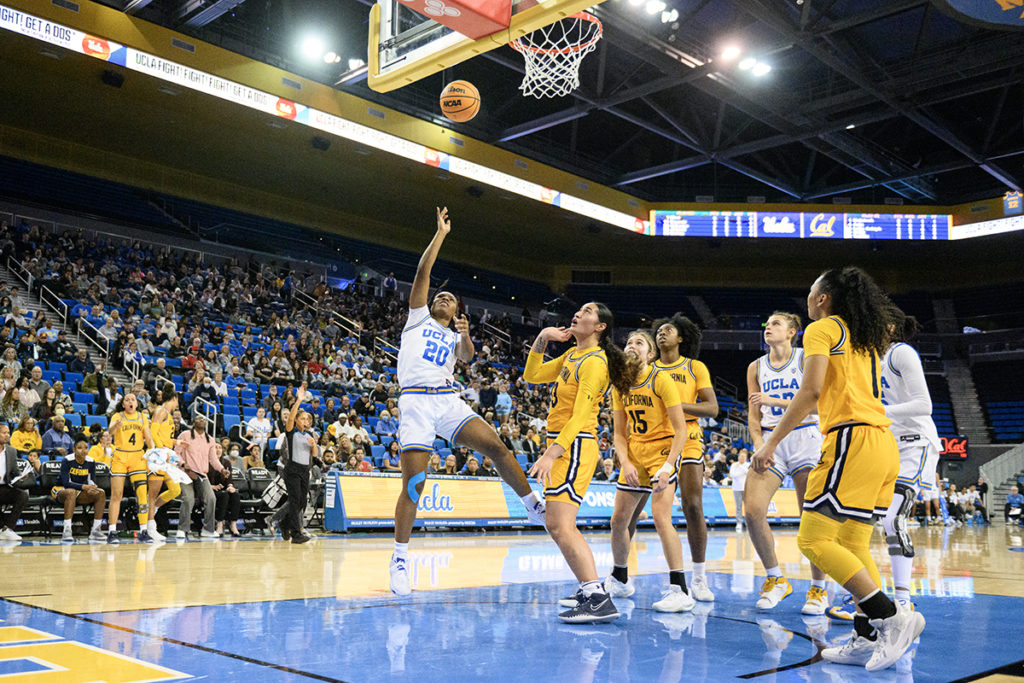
left=481, top=320, right=512, bottom=353
left=124, top=354, right=141, bottom=385
left=5, top=256, right=32, bottom=291
left=38, top=285, right=68, bottom=329
left=715, top=376, right=738, bottom=400
left=724, top=417, right=751, bottom=445
left=291, top=286, right=363, bottom=340
left=193, top=395, right=219, bottom=439
left=78, top=317, right=110, bottom=361
left=374, top=336, right=398, bottom=365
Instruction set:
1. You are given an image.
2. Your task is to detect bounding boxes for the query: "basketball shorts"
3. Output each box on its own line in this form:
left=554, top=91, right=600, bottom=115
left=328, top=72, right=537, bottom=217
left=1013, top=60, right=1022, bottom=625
left=50, top=485, right=76, bottom=500
left=678, top=421, right=703, bottom=465
left=894, top=435, right=940, bottom=494
left=544, top=433, right=600, bottom=507
left=763, top=424, right=821, bottom=481
left=617, top=437, right=676, bottom=494
left=111, top=449, right=147, bottom=476
left=398, top=390, right=480, bottom=453
left=923, top=485, right=940, bottom=502
left=803, top=423, right=898, bottom=523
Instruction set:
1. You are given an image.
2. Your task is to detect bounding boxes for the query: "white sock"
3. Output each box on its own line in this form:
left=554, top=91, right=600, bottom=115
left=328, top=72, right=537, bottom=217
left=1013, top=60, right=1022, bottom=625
left=393, top=541, right=409, bottom=559
left=894, top=587, right=910, bottom=602
left=811, top=579, right=827, bottom=589
left=580, top=580, right=603, bottom=597
left=765, top=566, right=782, bottom=578
left=62, top=519, right=71, bottom=531
left=92, top=519, right=103, bottom=531
left=692, top=562, right=706, bottom=580
left=520, top=491, right=540, bottom=507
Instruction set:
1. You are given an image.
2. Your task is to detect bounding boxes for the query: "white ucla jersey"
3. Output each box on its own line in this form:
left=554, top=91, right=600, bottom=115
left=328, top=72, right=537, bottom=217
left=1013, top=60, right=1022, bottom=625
left=881, top=343, right=941, bottom=447
left=756, top=348, right=819, bottom=429
left=398, top=306, right=460, bottom=389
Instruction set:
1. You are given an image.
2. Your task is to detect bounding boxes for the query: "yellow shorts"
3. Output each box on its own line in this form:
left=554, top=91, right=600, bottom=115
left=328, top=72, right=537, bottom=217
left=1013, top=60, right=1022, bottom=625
left=804, top=423, right=898, bottom=522
left=50, top=485, right=74, bottom=500
left=111, top=449, right=147, bottom=476
left=617, top=437, right=676, bottom=493
left=678, top=422, right=703, bottom=465
left=544, top=434, right=600, bottom=507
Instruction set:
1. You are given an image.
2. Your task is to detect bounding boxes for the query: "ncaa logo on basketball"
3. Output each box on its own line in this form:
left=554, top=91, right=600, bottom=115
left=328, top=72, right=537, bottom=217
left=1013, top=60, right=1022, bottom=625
left=422, top=0, right=461, bottom=17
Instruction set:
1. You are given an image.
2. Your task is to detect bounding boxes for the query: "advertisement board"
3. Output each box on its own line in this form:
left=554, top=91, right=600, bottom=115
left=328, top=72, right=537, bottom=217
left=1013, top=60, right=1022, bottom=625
left=324, top=472, right=802, bottom=531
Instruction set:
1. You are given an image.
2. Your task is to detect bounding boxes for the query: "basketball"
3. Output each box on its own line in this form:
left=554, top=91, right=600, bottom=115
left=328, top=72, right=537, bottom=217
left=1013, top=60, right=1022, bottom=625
left=439, top=80, right=480, bottom=122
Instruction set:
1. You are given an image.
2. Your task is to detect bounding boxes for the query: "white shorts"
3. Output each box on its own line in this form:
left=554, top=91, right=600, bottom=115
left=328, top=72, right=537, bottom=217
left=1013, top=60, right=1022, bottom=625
left=764, top=424, right=821, bottom=481
left=398, top=391, right=480, bottom=453
left=895, top=436, right=940, bottom=494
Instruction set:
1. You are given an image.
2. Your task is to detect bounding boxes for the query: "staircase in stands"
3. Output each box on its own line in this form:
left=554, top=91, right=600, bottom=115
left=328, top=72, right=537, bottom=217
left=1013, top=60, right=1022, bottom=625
left=0, top=265, right=134, bottom=390
left=944, top=360, right=991, bottom=445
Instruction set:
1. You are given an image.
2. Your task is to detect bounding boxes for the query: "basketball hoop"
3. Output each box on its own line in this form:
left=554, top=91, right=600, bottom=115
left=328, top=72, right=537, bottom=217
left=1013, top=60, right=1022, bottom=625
left=509, top=11, right=602, bottom=98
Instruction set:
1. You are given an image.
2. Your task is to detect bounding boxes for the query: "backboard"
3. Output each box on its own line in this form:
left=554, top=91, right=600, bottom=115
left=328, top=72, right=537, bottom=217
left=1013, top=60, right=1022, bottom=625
left=368, top=0, right=604, bottom=93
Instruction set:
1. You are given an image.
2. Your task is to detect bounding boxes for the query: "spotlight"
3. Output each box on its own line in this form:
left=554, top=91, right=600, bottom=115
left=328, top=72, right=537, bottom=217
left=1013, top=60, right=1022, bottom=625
left=720, top=45, right=741, bottom=61
left=299, top=36, right=325, bottom=61
left=738, top=57, right=756, bottom=70
left=846, top=123, right=856, bottom=130
left=645, top=0, right=666, bottom=15
left=348, top=57, right=366, bottom=70
left=751, top=61, right=771, bottom=76
left=660, top=9, right=678, bottom=22
left=628, top=0, right=644, bottom=6
left=323, top=51, right=341, bottom=64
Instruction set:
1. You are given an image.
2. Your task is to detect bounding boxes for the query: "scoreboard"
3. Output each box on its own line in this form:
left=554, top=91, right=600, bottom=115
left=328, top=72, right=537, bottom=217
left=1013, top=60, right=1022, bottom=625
left=649, top=210, right=951, bottom=240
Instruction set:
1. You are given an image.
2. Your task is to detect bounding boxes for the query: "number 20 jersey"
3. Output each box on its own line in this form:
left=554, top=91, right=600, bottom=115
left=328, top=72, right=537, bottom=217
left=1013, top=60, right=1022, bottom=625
left=398, top=306, right=460, bottom=389
left=756, top=348, right=819, bottom=430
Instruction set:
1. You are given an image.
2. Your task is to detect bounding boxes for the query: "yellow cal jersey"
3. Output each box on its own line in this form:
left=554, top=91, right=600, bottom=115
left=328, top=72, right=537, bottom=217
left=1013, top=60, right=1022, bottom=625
left=88, top=444, right=112, bottom=467
left=612, top=366, right=680, bottom=443
left=150, top=412, right=176, bottom=449
left=802, top=315, right=891, bottom=432
left=653, top=357, right=712, bottom=423
left=525, top=346, right=609, bottom=451
left=113, top=411, right=149, bottom=453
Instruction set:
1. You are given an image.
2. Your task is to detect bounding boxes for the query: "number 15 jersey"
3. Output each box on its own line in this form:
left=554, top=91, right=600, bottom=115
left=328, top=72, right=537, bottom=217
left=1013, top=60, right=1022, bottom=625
left=398, top=306, right=460, bottom=389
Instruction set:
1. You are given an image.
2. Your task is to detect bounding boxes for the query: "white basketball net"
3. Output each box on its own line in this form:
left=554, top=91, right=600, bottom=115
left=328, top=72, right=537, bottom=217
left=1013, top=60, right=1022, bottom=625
left=510, top=12, right=603, bottom=99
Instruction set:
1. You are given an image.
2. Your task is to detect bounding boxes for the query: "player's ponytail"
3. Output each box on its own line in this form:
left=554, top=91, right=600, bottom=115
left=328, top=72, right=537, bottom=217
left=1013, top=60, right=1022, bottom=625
left=593, top=303, right=630, bottom=398
left=818, top=266, right=895, bottom=356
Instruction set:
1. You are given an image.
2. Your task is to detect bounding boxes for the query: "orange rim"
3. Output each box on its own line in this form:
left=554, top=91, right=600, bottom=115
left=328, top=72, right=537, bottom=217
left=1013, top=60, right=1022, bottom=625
left=509, top=12, right=603, bottom=56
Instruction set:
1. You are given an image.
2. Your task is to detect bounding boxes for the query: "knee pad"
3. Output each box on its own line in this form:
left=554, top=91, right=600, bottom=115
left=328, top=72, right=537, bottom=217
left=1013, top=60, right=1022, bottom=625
left=884, top=484, right=915, bottom=558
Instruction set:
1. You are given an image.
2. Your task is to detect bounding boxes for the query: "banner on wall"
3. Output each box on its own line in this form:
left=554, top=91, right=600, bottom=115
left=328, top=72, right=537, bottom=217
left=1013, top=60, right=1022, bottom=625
left=324, top=472, right=802, bottom=531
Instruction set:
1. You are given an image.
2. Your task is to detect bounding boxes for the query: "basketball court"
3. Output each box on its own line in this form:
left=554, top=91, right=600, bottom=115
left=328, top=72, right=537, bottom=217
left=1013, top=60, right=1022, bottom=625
left=2, top=526, right=1022, bottom=681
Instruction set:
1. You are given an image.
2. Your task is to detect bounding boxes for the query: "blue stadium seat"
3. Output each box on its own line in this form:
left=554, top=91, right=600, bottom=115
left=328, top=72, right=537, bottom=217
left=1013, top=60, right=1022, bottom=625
left=224, top=415, right=241, bottom=434
left=65, top=373, right=84, bottom=387
left=74, top=392, right=94, bottom=404
left=64, top=413, right=83, bottom=427
left=49, top=362, right=67, bottom=373
left=85, top=415, right=108, bottom=430
left=371, top=445, right=386, bottom=467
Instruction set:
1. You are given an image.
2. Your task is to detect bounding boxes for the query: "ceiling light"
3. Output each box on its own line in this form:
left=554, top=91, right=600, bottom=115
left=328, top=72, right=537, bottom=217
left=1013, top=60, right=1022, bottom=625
left=323, top=51, right=340, bottom=64
left=738, top=57, right=756, bottom=70
left=846, top=123, right=856, bottom=130
left=299, top=36, right=325, bottom=61
left=628, top=0, right=645, bottom=6
left=721, top=45, right=741, bottom=61
left=660, top=9, right=678, bottom=23
left=348, top=57, right=366, bottom=70
left=645, top=0, right=667, bottom=15
left=751, top=61, right=771, bottom=76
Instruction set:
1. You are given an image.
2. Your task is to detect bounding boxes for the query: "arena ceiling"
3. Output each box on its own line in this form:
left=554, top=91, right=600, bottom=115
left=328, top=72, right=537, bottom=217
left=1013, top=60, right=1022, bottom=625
left=98, top=0, right=1024, bottom=206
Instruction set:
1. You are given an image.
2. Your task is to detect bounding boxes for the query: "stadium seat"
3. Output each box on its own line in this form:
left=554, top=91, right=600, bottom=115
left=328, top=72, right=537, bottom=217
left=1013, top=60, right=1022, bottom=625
left=85, top=415, right=108, bottom=430
left=74, top=392, right=94, bottom=404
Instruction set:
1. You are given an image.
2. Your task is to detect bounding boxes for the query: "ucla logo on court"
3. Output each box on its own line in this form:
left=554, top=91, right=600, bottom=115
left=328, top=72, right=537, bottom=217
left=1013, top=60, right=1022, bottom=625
left=418, top=483, right=454, bottom=512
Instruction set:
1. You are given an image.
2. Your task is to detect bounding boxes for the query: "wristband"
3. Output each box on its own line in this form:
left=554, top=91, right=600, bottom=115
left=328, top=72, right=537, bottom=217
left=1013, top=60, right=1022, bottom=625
left=655, top=461, right=675, bottom=479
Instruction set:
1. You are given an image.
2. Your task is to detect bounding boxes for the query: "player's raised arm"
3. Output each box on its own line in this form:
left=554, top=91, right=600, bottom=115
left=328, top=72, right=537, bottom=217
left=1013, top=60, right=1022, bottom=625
left=409, top=207, right=451, bottom=310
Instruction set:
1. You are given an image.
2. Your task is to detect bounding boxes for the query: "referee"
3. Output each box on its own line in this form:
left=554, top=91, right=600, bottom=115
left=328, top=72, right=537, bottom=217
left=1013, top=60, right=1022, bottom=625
left=282, top=382, right=316, bottom=544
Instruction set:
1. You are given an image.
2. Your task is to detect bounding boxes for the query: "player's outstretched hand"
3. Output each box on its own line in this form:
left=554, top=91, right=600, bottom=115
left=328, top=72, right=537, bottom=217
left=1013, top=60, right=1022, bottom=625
left=436, top=207, right=451, bottom=235
left=454, top=315, right=469, bottom=335
left=539, top=326, right=572, bottom=343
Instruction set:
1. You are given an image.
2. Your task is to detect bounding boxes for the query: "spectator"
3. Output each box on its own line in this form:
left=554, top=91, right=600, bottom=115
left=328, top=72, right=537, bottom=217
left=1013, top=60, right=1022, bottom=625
left=977, top=476, right=989, bottom=511
left=729, top=451, right=750, bottom=531
left=243, top=443, right=265, bottom=470
left=261, top=384, right=281, bottom=413
left=50, top=330, right=77, bottom=364
left=28, top=365, right=50, bottom=399
left=211, top=372, right=229, bottom=398
left=212, top=452, right=242, bottom=537
left=327, top=414, right=349, bottom=441
left=54, top=437, right=107, bottom=543
left=223, top=443, right=245, bottom=471
left=88, top=430, right=114, bottom=467
left=10, top=416, right=41, bottom=454
left=0, top=347, right=20, bottom=376
left=497, top=424, right=515, bottom=452
left=245, top=406, right=273, bottom=452
left=0, top=424, right=27, bottom=541
left=374, top=410, right=399, bottom=439
left=353, top=394, right=374, bottom=417
left=225, top=366, right=247, bottom=391
left=343, top=454, right=360, bottom=471
left=1004, top=486, right=1022, bottom=525
left=51, top=380, right=73, bottom=413
left=82, top=361, right=116, bottom=414
left=42, top=415, right=74, bottom=456
left=381, top=440, right=401, bottom=472
left=321, top=447, right=338, bottom=470
left=68, top=348, right=94, bottom=375
left=478, top=380, right=496, bottom=413
left=495, top=383, right=512, bottom=424
left=31, top=386, right=59, bottom=427
left=321, top=397, right=340, bottom=426
left=478, top=455, right=498, bottom=477
left=439, top=454, right=458, bottom=475
left=462, top=457, right=481, bottom=476
left=349, top=415, right=371, bottom=444
left=17, top=377, right=40, bottom=412
left=122, top=340, right=144, bottom=368
left=594, top=458, right=616, bottom=482
left=0, top=366, right=15, bottom=395
left=426, top=452, right=442, bottom=474
left=192, top=374, right=218, bottom=412
left=175, top=414, right=225, bottom=540
left=144, top=358, right=171, bottom=393
left=353, top=446, right=372, bottom=473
